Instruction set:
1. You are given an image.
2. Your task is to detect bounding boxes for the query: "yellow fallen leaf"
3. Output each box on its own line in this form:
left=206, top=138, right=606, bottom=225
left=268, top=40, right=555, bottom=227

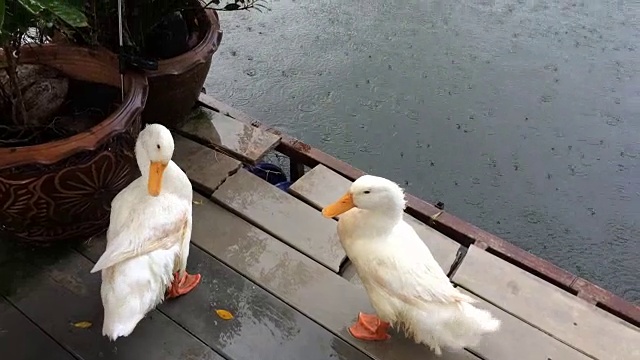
left=193, top=200, right=203, bottom=205
left=72, top=321, right=92, bottom=329
left=215, top=309, right=234, bottom=320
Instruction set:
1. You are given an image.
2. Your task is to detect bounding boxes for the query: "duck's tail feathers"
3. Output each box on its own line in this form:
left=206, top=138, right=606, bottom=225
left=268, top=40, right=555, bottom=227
left=405, top=301, right=501, bottom=354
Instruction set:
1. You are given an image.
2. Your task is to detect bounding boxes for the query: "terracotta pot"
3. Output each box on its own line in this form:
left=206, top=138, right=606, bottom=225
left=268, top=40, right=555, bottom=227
left=141, top=6, right=222, bottom=128
left=0, top=44, right=148, bottom=244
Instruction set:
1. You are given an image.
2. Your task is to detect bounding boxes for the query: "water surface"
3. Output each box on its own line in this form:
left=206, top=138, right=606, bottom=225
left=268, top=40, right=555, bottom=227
left=204, top=0, right=640, bottom=303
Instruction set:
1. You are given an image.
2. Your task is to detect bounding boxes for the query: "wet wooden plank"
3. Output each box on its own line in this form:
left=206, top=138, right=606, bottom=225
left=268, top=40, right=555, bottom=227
left=0, top=250, right=224, bottom=360
left=0, top=240, right=14, bottom=265
left=176, top=106, right=280, bottom=165
left=453, top=245, right=640, bottom=360
left=457, top=288, right=592, bottom=360
left=79, top=235, right=371, bottom=360
left=172, top=133, right=241, bottom=196
left=0, top=297, right=75, bottom=360
left=212, top=169, right=347, bottom=273
left=190, top=192, right=479, bottom=360
left=341, top=262, right=363, bottom=286
left=289, top=164, right=461, bottom=273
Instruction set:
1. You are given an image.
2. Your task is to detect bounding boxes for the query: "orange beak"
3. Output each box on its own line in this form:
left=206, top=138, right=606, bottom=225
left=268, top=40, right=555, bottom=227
left=322, top=192, right=355, bottom=218
left=148, top=161, right=168, bottom=197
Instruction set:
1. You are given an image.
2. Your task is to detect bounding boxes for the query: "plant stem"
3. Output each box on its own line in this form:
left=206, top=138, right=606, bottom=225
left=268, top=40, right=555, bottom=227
left=2, top=40, right=29, bottom=126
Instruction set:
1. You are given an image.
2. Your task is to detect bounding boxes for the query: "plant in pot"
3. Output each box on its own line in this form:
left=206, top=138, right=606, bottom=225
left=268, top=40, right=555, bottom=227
left=76, top=0, right=266, bottom=129
left=0, top=0, right=148, bottom=244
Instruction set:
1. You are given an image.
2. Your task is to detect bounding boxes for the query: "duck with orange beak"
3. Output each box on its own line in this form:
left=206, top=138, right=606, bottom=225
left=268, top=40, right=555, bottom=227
left=322, top=175, right=500, bottom=356
left=91, top=123, right=201, bottom=341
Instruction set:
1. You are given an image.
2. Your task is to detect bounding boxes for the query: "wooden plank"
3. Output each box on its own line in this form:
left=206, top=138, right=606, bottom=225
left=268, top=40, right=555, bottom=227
left=79, top=234, right=371, bottom=360
left=457, top=289, right=592, bottom=360
left=0, top=297, right=75, bottom=360
left=190, top=192, right=480, bottom=360
left=176, top=106, right=280, bottom=165
left=453, top=245, right=640, bottom=360
left=0, top=251, right=224, bottom=360
left=341, top=262, right=363, bottom=286
left=0, top=240, right=14, bottom=265
left=212, top=168, right=347, bottom=273
left=172, top=133, right=241, bottom=196
left=289, top=164, right=461, bottom=273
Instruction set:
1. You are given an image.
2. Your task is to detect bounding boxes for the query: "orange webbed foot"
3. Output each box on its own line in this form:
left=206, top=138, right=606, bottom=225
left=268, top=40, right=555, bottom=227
left=348, top=312, right=391, bottom=341
left=166, top=271, right=201, bottom=299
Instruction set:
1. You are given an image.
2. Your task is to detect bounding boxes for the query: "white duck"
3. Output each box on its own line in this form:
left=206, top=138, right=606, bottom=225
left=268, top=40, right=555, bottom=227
left=322, top=175, right=500, bottom=356
left=90, top=124, right=201, bottom=341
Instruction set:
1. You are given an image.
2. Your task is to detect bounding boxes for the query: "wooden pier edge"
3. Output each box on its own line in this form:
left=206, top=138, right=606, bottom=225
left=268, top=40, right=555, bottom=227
left=197, top=93, right=640, bottom=327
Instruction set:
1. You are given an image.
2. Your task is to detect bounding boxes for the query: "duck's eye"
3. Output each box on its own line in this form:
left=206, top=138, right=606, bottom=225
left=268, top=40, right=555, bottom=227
left=156, top=144, right=161, bottom=150
left=363, top=190, right=371, bottom=194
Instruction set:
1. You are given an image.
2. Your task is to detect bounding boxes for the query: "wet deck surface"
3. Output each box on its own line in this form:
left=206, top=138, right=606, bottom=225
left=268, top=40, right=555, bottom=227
left=1, top=101, right=639, bottom=360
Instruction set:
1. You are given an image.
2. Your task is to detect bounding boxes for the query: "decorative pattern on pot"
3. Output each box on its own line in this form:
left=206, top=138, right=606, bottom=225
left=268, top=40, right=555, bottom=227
left=0, top=123, right=141, bottom=244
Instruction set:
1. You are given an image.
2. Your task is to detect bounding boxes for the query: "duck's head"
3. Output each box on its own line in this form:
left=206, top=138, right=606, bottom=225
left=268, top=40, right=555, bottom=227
left=135, top=123, right=175, bottom=197
left=321, top=175, right=406, bottom=218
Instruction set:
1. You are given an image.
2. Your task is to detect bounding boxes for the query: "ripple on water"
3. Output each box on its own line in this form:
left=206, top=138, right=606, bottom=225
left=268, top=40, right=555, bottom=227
left=405, top=109, right=420, bottom=120
left=567, top=164, right=588, bottom=177
left=463, top=197, right=484, bottom=207
left=522, top=209, right=542, bottom=224
left=613, top=183, right=633, bottom=202
left=606, top=219, right=637, bottom=248
left=601, top=112, right=622, bottom=126
left=297, top=99, right=318, bottom=113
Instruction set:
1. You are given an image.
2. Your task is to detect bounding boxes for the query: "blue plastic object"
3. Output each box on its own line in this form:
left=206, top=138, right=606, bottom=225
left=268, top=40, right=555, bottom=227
left=275, top=181, right=292, bottom=191
left=244, top=162, right=290, bottom=191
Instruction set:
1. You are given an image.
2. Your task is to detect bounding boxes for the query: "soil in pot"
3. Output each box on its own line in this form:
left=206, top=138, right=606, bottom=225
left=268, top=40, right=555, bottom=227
left=0, top=64, right=121, bottom=148
left=144, top=11, right=197, bottom=60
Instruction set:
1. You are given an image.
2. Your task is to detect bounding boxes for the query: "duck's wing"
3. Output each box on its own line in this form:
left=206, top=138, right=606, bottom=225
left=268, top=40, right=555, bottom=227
left=369, top=254, right=475, bottom=307
left=367, top=224, right=476, bottom=306
left=105, top=178, right=142, bottom=242
left=90, top=197, right=190, bottom=273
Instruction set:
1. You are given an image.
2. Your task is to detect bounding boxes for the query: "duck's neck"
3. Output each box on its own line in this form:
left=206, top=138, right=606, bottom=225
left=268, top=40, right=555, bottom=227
left=356, top=209, right=403, bottom=235
left=135, top=142, right=190, bottom=199
left=358, top=206, right=404, bottom=230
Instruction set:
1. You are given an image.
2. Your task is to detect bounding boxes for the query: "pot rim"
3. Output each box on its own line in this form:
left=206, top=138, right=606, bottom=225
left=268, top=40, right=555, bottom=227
left=145, top=5, right=222, bottom=77
left=0, top=43, right=148, bottom=169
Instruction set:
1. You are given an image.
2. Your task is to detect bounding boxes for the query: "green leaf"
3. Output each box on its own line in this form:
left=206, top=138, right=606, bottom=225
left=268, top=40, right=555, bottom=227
left=16, top=0, right=44, bottom=14
left=17, top=0, right=88, bottom=27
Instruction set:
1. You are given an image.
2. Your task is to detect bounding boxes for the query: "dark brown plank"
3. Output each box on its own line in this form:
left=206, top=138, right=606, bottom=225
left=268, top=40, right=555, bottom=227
left=176, top=106, right=280, bottom=165
left=212, top=169, right=346, bottom=273
left=0, top=297, right=75, bottom=360
left=453, top=245, right=640, bottom=360
left=0, top=249, right=223, bottom=360
left=289, top=164, right=461, bottom=274
left=172, top=133, right=241, bottom=196
left=190, top=192, right=479, bottom=360
left=79, top=235, right=371, bottom=360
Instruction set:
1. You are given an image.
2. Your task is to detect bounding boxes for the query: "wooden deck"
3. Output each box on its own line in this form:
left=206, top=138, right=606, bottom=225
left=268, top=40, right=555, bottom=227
left=1, top=98, right=639, bottom=360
